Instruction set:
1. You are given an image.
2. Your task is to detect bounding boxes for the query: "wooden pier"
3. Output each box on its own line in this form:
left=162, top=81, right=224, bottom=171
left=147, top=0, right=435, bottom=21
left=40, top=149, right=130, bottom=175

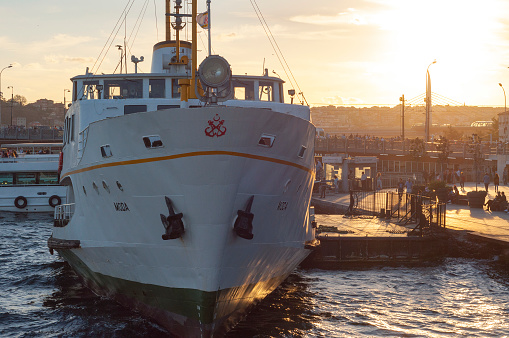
left=305, top=182, right=509, bottom=267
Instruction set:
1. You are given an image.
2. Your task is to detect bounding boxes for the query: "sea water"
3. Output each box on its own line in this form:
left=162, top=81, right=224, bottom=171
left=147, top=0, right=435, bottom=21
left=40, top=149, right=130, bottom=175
left=1, top=213, right=509, bottom=337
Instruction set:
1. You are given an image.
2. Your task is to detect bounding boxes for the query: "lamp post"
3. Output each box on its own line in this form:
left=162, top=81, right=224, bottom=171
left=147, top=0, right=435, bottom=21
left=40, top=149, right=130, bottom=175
left=499, top=83, right=506, bottom=112
left=0, top=64, right=13, bottom=126
left=7, top=86, right=13, bottom=126
left=425, top=59, right=436, bottom=142
left=63, top=89, right=70, bottom=113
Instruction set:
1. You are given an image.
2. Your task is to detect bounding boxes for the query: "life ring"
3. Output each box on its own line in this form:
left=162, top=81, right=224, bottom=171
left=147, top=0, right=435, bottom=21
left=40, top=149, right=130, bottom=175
left=49, top=195, right=61, bottom=207
left=14, top=196, right=28, bottom=209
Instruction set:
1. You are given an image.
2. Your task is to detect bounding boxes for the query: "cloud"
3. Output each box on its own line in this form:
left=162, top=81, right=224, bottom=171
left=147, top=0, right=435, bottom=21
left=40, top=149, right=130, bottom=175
left=321, top=95, right=364, bottom=105
left=290, top=9, right=368, bottom=26
left=44, top=55, right=95, bottom=64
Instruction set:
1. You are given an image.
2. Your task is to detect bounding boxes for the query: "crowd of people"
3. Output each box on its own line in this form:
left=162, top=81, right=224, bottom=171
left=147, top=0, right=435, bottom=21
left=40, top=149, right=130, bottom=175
left=0, top=149, right=17, bottom=158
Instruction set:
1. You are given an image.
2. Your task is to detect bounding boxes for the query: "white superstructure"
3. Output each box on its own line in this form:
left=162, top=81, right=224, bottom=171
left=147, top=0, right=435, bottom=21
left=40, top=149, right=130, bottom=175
left=48, top=1, right=317, bottom=336
left=0, top=143, right=66, bottom=212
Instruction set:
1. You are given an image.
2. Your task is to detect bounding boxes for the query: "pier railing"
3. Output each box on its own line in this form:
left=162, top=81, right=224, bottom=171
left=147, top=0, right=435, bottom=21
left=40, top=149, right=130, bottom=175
left=315, top=137, right=506, bottom=157
left=351, top=190, right=446, bottom=236
left=0, top=127, right=63, bottom=141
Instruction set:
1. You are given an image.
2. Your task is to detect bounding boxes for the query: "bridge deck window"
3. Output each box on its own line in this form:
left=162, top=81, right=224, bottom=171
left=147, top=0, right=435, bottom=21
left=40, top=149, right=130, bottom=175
left=124, top=105, right=147, bottom=115
left=259, top=81, right=274, bottom=102
left=104, top=79, right=143, bottom=99
left=149, top=79, right=165, bottom=98
left=233, top=80, right=255, bottom=101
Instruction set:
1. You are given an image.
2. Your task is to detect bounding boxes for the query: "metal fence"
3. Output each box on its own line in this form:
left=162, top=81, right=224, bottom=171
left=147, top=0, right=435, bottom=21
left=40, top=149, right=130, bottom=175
left=315, top=137, right=505, bottom=157
left=0, top=128, right=63, bottom=141
left=350, top=190, right=446, bottom=236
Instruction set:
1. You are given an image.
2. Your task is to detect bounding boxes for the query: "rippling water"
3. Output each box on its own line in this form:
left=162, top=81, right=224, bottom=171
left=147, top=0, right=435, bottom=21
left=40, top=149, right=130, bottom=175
left=1, top=214, right=509, bottom=337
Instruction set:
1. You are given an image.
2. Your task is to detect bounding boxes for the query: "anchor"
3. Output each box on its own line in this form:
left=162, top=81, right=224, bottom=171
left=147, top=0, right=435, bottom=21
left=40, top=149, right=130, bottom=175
left=160, top=196, right=185, bottom=240
left=233, top=195, right=254, bottom=240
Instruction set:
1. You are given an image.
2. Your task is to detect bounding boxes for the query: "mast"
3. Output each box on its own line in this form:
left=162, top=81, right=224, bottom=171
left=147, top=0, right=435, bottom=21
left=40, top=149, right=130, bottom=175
left=191, top=0, right=197, bottom=98
left=166, top=0, right=171, bottom=41
left=207, top=0, right=211, bottom=56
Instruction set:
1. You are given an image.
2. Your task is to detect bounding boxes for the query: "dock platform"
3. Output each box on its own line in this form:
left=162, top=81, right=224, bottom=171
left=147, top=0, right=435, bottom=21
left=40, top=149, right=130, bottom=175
left=306, top=182, right=509, bottom=267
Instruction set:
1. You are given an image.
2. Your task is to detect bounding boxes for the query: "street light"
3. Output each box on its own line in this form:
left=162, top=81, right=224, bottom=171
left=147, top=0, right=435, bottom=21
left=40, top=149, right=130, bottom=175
left=7, top=86, right=13, bottom=126
left=425, top=59, right=436, bottom=142
left=0, top=64, right=13, bottom=126
left=63, top=89, right=70, bottom=112
left=499, top=83, right=506, bottom=113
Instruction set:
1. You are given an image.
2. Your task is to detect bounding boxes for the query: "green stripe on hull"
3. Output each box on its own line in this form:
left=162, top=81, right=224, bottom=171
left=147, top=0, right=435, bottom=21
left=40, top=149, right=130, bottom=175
left=58, top=249, right=293, bottom=334
left=59, top=249, right=219, bottom=324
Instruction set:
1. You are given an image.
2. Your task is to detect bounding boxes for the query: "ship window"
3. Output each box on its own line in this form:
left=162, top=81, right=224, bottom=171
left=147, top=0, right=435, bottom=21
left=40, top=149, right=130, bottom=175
left=157, top=105, right=179, bottom=110
left=124, top=105, right=147, bottom=115
left=143, top=135, right=163, bottom=148
left=81, top=80, right=100, bottom=100
left=149, top=79, right=165, bottom=98
left=70, top=115, right=75, bottom=141
left=258, top=134, right=276, bottom=148
left=0, top=173, right=13, bottom=185
left=233, top=80, right=255, bottom=101
left=172, top=79, right=181, bottom=98
left=298, top=145, right=307, bottom=158
left=16, top=173, right=37, bottom=185
left=39, top=172, right=58, bottom=184
left=100, top=145, right=113, bottom=158
left=104, top=79, right=143, bottom=99
left=259, top=81, right=274, bottom=102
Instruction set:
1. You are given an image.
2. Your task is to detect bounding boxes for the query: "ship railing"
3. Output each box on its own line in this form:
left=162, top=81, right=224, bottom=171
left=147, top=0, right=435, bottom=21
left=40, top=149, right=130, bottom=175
left=54, top=203, right=75, bottom=227
left=0, top=155, right=59, bottom=163
left=77, top=127, right=89, bottom=161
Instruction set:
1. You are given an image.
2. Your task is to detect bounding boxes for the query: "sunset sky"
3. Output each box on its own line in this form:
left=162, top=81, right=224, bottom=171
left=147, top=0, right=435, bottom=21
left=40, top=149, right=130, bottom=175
left=1, top=0, right=509, bottom=107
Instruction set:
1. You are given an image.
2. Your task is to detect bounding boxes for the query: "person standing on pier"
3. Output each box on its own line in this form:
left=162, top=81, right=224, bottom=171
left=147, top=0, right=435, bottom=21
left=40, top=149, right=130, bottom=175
left=460, top=172, right=465, bottom=190
left=376, top=172, right=382, bottom=191
left=361, top=171, right=367, bottom=191
left=494, top=173, right=500, bottom=193
left=319, top=177, right=326, bottom=198
left=397, top=178, right=404, bottom=201
left=405, top=178, right=413, bottom=194
left=483, top=172, right=490, bottom=192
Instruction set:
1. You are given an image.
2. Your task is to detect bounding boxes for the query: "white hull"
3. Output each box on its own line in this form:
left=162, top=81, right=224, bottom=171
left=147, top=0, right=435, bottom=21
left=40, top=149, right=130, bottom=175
left=52, top=106, right=316, bottom=335
left=0, top=185, right=66, bottom=212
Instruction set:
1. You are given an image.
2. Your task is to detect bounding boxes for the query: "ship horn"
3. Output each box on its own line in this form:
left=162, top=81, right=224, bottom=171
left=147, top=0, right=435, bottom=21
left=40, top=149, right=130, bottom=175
left=233, top=195, right=254, bottom=240
left=161, top=196, right=185, bottom=240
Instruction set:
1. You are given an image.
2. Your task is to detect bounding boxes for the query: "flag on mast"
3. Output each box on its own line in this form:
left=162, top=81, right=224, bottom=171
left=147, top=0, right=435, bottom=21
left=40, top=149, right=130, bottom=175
left=197, top=12, right=209, bottom=29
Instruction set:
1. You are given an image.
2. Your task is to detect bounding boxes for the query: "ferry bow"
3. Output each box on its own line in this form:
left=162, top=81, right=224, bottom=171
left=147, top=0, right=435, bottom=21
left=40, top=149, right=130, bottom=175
left=48, top=1, right=317, bottom=336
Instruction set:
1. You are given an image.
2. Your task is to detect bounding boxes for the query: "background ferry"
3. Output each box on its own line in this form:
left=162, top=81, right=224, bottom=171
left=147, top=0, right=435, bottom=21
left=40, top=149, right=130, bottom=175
left=0, top=143, right=66, bottom=212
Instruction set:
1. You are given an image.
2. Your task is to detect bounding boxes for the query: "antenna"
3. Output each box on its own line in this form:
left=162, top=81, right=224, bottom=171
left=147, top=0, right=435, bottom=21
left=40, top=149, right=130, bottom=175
left=116, top=45, right=123, bottom=73
left=131, top=55, right=144, bottom=73
left=262, top=58, right=265, bottom=75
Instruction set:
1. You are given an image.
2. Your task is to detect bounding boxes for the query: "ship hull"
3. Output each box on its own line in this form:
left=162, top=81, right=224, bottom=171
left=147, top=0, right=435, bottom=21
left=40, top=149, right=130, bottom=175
left=0, top=185, right=66, bottom=212
left=52, top=106, right=315, bottom=336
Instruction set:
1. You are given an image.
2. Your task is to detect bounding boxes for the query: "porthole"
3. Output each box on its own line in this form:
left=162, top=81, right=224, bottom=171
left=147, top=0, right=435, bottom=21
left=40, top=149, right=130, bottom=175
left=100, top=144, right=113, bottom=158
left=143, top=135, right=164, bottom=148
left=298, top=145, right=307, bottom=158
left=102, top=181, right=110, bottom=193
left=116, top=181, right=124, bottom=191
left=93, top=182, right=99, bottom=194
left=258, top=134, right=276, bottom=148
left=83, top=186, right=87, bottom=195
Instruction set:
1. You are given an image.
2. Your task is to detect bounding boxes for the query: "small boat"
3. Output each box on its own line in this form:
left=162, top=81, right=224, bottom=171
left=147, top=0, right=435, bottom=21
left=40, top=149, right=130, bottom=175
left=49, top=1, right=317, bottom=336
left=0, top=143, right=66, bottom=212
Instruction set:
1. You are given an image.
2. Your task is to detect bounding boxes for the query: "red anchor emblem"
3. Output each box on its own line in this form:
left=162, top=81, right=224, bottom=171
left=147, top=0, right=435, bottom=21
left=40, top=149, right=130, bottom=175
left=205, top=114, right=227, bottom=137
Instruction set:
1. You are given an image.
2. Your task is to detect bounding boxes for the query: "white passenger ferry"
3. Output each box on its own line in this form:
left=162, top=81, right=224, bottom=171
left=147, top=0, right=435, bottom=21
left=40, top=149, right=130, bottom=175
left=0, top=143, right=66, bottom=212
left=49, top=1, right=317, bottom=336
